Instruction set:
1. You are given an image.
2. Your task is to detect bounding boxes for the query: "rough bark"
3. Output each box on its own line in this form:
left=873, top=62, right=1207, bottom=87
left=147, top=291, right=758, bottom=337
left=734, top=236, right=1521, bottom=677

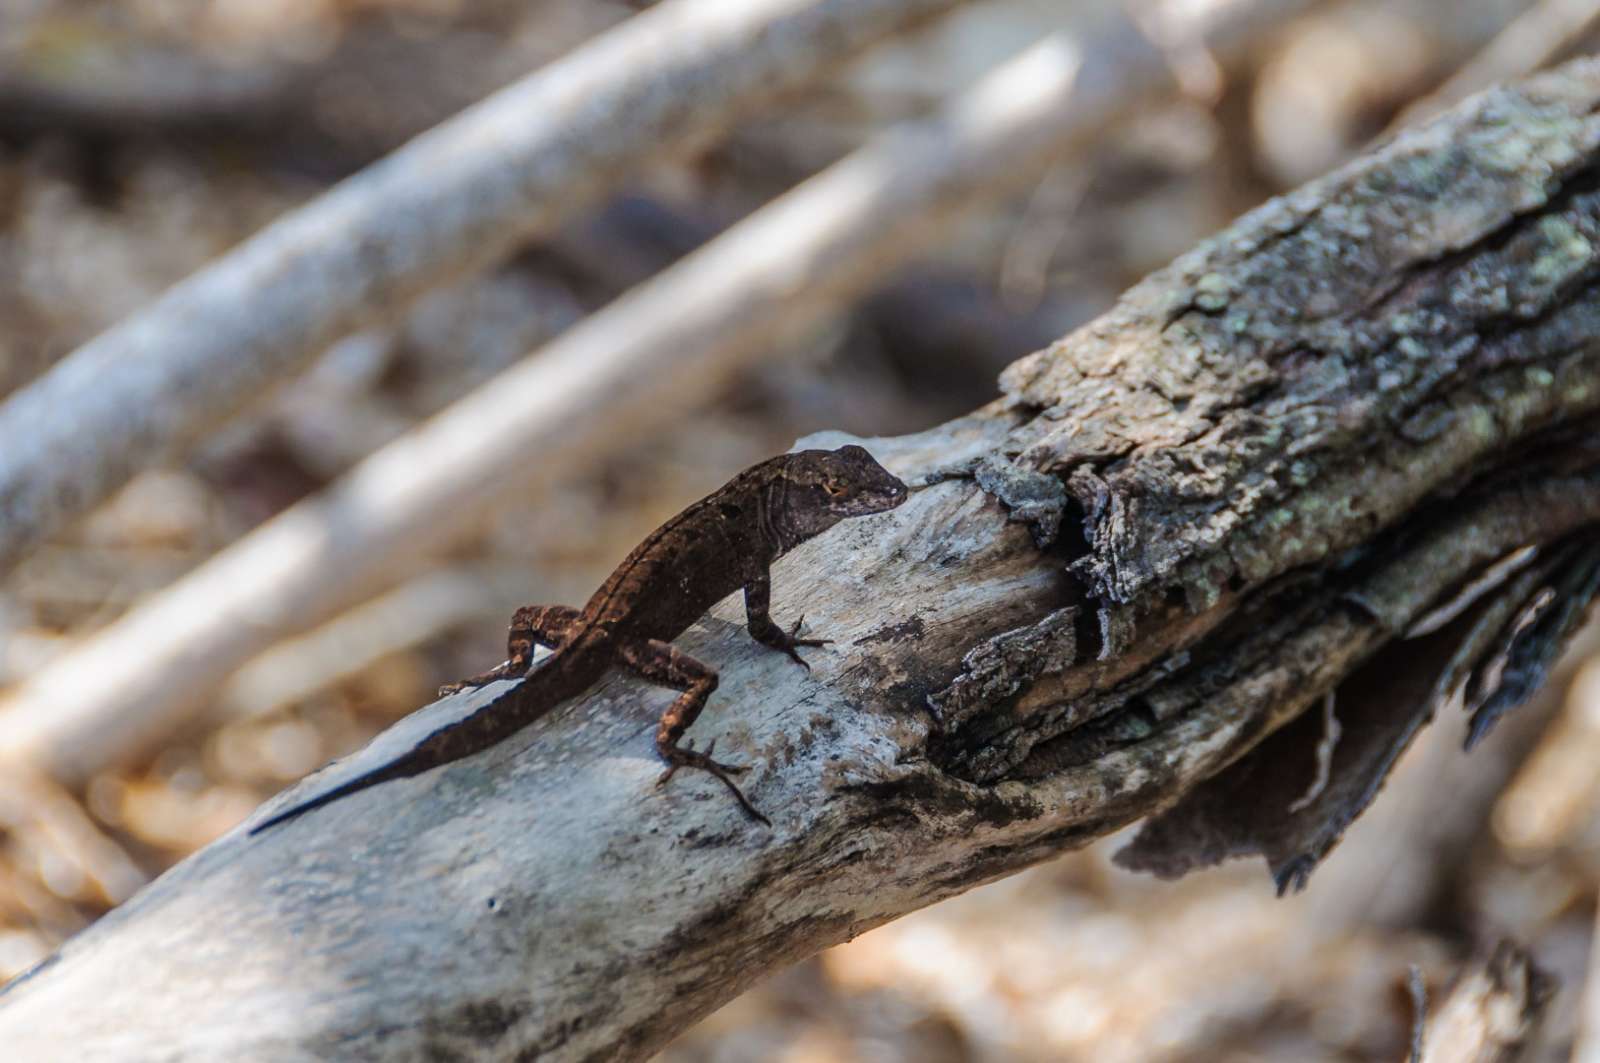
left=4, top=61, right=1600, bottom=1063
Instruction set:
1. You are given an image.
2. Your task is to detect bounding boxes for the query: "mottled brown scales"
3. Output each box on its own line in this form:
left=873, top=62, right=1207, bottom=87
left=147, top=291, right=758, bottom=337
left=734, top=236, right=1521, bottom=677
left=250, top=445, right=908, bottom=834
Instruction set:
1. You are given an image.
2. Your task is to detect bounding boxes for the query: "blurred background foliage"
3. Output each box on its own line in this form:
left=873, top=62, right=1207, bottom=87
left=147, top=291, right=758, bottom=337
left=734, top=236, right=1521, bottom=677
left=2, top=0, right=1599, bottom=1058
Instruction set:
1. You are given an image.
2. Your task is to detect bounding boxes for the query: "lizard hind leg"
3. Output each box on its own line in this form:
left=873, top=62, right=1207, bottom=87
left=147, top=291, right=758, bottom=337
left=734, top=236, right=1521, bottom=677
left=439, top=604, right=583, bottom=695
left=619, top=638, right=771, bottom=827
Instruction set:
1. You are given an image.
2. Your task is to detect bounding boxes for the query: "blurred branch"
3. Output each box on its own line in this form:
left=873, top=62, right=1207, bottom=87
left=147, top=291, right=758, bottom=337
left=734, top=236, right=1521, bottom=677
left=214, top=568, right=511, bottom=723
left=0, top=44, right=290, bottom=139
left=1396, top=0, right=1600, bottom=128
left=1417, top=942, right=1555, bottom=1063
left=2, top=59, right=1600, bottom=1061
left=0, top=26, right=514, bottom=174
left=1579, top=889, right=1600, bottom=1062
left=0, top=2, right=1318, bottom=789
left=1410, top=965, right=1429, bottom=1063
left=0, top=0, right=977, bottom=575
left=0, top=767, right=146, bottom=927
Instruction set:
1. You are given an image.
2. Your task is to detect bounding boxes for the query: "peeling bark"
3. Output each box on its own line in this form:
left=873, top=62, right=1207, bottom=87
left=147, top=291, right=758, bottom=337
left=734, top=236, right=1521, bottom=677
left=4, top=61, right=1600, bottom=1063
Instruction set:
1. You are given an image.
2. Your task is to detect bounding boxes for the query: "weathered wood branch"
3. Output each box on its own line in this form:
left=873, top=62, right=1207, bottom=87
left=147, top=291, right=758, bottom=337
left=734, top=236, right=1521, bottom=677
left=5, top=61, right=1600, bottom=1062
left=0, top=2, right=1295, bottom=789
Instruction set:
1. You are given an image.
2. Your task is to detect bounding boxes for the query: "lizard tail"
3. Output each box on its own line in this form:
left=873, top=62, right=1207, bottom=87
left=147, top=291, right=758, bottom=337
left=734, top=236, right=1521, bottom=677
left=247, top=758, right=421, bottom=835
left=248, top=638, right=612, bottom=837
left=248, top=652, right=589, bottom=836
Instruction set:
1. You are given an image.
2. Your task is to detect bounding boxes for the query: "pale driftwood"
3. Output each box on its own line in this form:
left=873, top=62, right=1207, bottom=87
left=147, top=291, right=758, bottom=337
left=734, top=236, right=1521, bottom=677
left=0, top=0, right=1324, bottom=789
left=1417, top=942, right=1555, bottom=1063
left=0, top=0, right=978, bottom=576
left=4, top=59, right=1600, bottom=1063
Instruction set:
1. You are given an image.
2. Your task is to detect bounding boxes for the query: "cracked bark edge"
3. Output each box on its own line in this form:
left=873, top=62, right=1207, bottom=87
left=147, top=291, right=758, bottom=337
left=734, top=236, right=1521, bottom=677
left=926, top=605, right=1079, bottom=731
left=1115, top=475, right=1600, bottom=890
left=1465, top=539, right=1600, bottom=747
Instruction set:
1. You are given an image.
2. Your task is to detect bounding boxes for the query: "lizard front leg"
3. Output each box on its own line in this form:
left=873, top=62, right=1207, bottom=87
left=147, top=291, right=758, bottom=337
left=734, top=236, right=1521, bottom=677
left=618, top=638, right=770, bottom=826
left=743, top=569, right=829, bottom=670
left=439, top=604, right=582, bottom=694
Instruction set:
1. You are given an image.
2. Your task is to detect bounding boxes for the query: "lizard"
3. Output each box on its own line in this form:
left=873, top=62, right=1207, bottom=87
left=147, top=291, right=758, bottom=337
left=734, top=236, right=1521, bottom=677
left=249, top=444, right=908, bottom=834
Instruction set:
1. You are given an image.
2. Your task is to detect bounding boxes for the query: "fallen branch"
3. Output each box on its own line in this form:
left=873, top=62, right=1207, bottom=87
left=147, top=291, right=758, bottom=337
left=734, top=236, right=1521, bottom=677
left=0, top=1, right=1315, bottom=788
left=3, top=55, right=1600, bottom=1063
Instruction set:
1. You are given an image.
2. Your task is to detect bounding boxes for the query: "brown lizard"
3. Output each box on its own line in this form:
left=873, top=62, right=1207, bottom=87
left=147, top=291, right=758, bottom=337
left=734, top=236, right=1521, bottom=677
left=249, top=444, right=907, bottom=834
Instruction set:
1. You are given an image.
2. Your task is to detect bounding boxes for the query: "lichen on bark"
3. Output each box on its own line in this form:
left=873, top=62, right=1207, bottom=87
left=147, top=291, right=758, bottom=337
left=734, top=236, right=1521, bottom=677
left=927, top=62, right=1600, bottom=885
left=996, top=66, right=1600, bottom=616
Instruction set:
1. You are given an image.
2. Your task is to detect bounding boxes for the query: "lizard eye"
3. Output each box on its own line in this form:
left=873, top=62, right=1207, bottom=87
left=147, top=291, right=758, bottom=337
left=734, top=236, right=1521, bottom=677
left=823, top=481, right=845, bottom=496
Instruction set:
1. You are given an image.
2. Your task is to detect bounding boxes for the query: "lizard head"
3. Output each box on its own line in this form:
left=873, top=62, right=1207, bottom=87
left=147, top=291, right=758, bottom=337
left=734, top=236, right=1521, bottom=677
left=775, top=445, right=908, bottom=543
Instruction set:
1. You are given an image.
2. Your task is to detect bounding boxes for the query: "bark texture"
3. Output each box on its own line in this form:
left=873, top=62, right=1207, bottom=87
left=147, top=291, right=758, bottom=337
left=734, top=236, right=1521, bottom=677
left=4, top=61, right=1600, bottom=1062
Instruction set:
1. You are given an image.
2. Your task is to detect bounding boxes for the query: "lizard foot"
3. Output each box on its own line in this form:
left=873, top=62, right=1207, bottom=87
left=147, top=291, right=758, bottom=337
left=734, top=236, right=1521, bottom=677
left=779, top=615, right=832, bottom=670
left=658, top=739, right=771, bottom=827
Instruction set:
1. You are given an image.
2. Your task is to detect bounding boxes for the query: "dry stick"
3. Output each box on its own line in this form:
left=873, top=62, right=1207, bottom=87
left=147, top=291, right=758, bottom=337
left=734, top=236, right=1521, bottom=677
left=0, top=3, right=1287, bottom=789
left=1416, top=943, right=1554, bottom=1063
left=0, top=19, right=502, bottom=161
left=0, top=0, right=976, bottom=576
left=1409, top=965, right=1429, bottom=1063
left=1395, top=0, right=1600, bottom=128
left=3, top=59, right=1600, bottom=1063
left=214, top=568, right=511, bottom=722
left=0, top=767, right=147, bottom=909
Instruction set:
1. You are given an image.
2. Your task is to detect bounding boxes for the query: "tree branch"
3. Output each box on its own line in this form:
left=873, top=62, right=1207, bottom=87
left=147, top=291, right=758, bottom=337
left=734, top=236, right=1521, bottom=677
left=0, top=3, right=1297, bottom=788
left=3, top=58, right=1600, bottom=1063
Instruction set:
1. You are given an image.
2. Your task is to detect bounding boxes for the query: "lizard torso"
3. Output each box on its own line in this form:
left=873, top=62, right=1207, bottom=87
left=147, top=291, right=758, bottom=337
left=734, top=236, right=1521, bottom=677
left=249, top=445, right=906, bottom=834
left=589, top=461, right=785, bottom=642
